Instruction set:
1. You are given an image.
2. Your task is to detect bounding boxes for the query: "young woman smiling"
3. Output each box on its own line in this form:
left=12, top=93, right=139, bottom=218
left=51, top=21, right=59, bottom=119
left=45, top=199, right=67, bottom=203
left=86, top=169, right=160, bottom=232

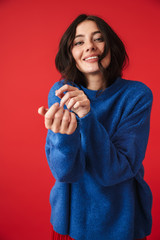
left=38, top=14, right=152, bottom=240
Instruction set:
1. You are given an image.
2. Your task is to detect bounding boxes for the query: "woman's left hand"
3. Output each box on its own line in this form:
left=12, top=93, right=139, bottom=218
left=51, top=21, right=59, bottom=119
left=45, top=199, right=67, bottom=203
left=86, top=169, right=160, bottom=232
left=55, top=84, right=90, bottom=118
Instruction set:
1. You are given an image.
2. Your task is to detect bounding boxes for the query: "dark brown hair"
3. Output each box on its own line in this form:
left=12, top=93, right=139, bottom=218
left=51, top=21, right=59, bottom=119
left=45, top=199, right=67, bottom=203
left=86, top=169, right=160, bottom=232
left=55, top=14, right=129, bottom=90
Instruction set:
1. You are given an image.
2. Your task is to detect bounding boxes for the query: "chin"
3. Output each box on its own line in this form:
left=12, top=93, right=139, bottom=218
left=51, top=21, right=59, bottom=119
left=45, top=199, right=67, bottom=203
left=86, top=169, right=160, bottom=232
left=85, top=69, right=101, bottom=74
left=81, top=67, right=100, bottom=74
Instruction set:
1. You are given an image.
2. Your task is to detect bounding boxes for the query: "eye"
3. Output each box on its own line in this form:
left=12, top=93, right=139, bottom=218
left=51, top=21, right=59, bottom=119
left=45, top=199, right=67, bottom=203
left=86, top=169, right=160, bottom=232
left=74, top=41, right=84, bottom=46
left=94, top=37, right=104, bottom=42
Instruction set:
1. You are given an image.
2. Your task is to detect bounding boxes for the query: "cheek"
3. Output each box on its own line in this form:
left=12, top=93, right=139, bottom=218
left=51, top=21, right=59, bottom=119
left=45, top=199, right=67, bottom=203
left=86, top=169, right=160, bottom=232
left=72, top=49, right=79, bottom=62
left=71, top=51, right=83, bottom=71
left=101, top=51, right=111, bottom=68
left=99, top=42, right=105, bottom=53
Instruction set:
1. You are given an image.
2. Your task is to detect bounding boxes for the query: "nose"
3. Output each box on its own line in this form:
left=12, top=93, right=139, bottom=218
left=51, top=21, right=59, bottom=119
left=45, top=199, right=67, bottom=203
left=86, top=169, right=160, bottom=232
left=85, top=40, right=97, bottom=52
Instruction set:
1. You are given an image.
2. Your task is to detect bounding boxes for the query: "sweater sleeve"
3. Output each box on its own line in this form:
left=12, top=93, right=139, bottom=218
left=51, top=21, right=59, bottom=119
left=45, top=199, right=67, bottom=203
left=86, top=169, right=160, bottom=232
left=45, top=81, right=85, bottom=182
left=78, top=86, right=153, bottom=186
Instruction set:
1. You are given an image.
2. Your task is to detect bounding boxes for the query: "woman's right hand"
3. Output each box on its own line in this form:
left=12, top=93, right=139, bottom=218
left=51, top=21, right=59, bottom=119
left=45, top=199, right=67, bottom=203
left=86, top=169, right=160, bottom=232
left=38, top=102, right=77, bottom=135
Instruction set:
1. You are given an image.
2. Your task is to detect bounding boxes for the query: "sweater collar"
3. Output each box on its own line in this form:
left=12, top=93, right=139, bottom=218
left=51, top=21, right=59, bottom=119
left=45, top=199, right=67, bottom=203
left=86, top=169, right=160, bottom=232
left=79, top=77, right=124, bottom=100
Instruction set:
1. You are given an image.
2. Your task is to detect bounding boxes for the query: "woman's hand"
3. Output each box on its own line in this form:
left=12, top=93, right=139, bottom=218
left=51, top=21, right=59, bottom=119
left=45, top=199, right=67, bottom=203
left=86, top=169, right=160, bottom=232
left=55, top=84, right=90, bottom=118
left=38, top=103, right=77, bottom=135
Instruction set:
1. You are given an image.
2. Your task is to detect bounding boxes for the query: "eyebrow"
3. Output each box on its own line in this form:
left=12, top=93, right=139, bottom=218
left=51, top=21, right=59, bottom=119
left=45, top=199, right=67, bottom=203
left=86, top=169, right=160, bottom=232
left=74, top=31, right=101, bottom=39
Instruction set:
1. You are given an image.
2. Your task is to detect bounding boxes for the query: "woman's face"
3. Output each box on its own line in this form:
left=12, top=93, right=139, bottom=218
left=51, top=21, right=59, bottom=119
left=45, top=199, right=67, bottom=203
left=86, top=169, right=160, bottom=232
left=71, top=20, right=111, bottom=78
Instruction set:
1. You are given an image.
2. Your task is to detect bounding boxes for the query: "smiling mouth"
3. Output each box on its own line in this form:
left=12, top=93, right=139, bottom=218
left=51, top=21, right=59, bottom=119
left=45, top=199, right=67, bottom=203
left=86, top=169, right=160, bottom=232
left=84, top=56, right=99, bottom=61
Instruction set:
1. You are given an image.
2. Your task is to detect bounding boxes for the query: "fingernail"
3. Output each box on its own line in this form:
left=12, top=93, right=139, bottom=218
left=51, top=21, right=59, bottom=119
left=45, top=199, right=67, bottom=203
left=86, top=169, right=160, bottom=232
left=55, top=90, right=60, bottom=96
left=54, top=102, right=59, bottom=107
left=74, top=103, right=78, bottom=108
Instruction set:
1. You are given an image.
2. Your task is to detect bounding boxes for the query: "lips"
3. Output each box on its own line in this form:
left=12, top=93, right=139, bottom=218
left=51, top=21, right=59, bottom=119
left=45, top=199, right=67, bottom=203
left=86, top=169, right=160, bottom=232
left=83, top=55, right=99, bottom=61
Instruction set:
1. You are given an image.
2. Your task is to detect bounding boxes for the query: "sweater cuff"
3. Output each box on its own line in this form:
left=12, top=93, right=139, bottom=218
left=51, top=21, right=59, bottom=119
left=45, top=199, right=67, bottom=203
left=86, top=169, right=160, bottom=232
left=76, top=109, right=95, bottom=125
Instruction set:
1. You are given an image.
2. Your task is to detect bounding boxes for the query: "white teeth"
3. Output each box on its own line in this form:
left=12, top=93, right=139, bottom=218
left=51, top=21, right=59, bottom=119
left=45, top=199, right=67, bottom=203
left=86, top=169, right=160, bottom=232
left=85, top=56, right=98, bottom=61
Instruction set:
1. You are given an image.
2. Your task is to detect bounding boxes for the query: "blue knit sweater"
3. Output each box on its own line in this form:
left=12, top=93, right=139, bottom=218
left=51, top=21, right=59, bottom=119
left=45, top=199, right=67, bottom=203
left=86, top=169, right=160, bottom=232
left=45, top=77, right=153, bottom=240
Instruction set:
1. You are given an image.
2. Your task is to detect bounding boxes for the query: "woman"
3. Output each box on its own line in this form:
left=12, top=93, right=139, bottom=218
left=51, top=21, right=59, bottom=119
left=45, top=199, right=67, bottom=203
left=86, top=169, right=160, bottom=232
left=38, top=14, right=153, bottom=240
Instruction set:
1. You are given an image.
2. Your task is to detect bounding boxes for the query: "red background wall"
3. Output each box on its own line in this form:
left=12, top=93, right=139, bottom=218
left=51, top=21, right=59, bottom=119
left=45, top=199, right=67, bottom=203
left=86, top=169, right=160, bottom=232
left=0, top=0, right=160, bottom=239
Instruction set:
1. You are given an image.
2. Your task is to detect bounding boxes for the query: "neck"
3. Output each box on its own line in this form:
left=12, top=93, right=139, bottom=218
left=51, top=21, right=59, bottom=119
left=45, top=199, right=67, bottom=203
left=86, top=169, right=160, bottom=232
left=85, top=72, right=108, bottom=90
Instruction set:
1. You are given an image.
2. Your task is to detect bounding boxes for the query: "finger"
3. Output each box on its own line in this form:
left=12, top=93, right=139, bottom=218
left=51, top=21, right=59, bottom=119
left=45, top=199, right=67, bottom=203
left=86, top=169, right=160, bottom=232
left=59, top=90, right=81, bottom=108
left=45, top=102, right=59, bottom=129
left=67, top=112, right=77, bottom=135
left=55, top=84, right=78, bottom=97
left=74, top=98, right=90, bottom=109
left=67, top=95, right=84, bottom=110
left=60, top=109, right=71, bottom=134
left=52, top=107, right=64, bottom=133
left=45, top=102, right=59, bottom=119
left=38, top=106, right=48, bottom=116
left=55, top=92, right=65, bottom=99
